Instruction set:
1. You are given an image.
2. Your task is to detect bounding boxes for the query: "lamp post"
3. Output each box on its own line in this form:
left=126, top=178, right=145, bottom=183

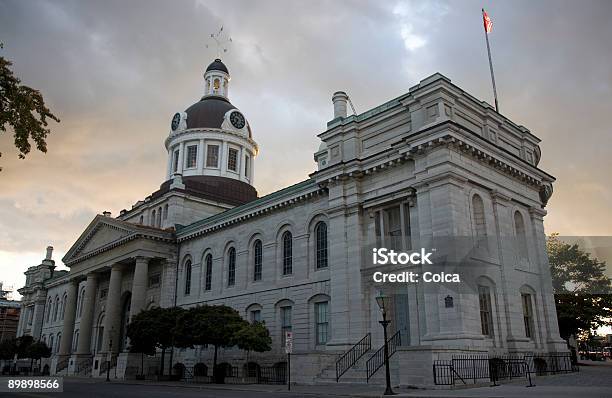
left=375, top=292, right=395, bottom=396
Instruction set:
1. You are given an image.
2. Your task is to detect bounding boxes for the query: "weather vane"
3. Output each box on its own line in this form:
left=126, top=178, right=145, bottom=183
left=205, top=26, right=232, bottom=58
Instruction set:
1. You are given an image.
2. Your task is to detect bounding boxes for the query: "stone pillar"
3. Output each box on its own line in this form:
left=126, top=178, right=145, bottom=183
left=102, top=264, right=123, bottom=354
left=58, top=279, right=79, bottom=356
left=130, top=257, right=150, bottom=321
left=76, top=273, right=98, bottom=355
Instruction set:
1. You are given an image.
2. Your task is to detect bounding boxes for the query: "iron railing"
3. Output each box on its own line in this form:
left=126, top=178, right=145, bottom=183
left=433, top=352, right=575, bottom=386
left=55, top=358, right=69, bottom=374
left=257, top=365, right=286, bottom=384
left=74, top=356, right=93, bottom=376
left=366, top=330, right=401, bottom=382
left=100, top=356, right=117, bottom=375
left=335, top=333, right=371, bottom=382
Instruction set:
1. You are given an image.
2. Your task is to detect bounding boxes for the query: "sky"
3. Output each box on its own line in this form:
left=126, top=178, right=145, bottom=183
left=1, top=0, right=612, bottom=300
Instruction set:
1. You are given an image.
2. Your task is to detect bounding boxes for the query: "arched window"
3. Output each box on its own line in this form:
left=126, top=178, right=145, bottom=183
left=73, top=330, right=79, bottom=351
left=61, top=293, right=67, bottom=320
left=77, top=288, right=86, bottom=318
left=472, top=194, right=487, bottom=237
left=204, top=254, right=212, bottom=291
left=151, top=210, right=156, bottom=227
left=46, top=298, right=52, bottom=323
left=48, top=335, right=54, bottom=353
left=228, top=248, right=236, bottom=286
left=139, top=215, right=144, bottom=224
left=53, top=296, right=60, bottom=322
left=253, top=240, right=263, bottom=281
left=55, top=333, right=61, bottom=353
left=315, top=222, right=328, bottom=269
left=514, top=211, right=528, bottom=259
left=184, top=259, right=192, bottom=295
left=164, top=204, right=169, bottom=220
left=157, top=207, right=162, bottom=227
left=282, top=231, right=293, bottom=275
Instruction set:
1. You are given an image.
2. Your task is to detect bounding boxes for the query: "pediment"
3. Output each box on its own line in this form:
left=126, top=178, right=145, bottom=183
left=62, top=215, right=136, bottom=264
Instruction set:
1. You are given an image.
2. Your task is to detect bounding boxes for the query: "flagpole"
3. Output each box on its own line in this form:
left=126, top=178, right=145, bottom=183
left=482, top=8, right=499, bottom=113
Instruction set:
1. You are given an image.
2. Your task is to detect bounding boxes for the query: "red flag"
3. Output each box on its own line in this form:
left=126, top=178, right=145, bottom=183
left=482, top=9, right=493, bottom=33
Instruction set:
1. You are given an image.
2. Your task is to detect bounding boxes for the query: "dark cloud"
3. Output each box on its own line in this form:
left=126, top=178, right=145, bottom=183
left=1, top=0, right=611, bottom=292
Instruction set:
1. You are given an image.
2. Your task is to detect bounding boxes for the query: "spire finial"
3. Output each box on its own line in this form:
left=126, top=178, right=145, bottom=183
left=205, top=26, right=233, bottom=58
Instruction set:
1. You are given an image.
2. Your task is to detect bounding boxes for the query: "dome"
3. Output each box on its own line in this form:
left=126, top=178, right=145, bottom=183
left=205, top=58, right=229, bottom=74
left=185, top=96, right=236, bottom=129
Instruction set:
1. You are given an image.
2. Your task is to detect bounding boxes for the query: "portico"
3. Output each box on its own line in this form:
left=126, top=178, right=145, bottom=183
left=53, top=215, right=177, bottom=375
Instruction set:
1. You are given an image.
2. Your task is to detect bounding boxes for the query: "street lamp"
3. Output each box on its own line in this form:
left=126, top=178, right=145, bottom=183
left=375, top=291, right=395, bottom=396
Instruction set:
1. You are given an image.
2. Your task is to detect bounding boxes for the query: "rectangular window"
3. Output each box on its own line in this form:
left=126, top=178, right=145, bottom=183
left=375, top=203, right=411, bottom=251
left=281, top=306, right=292, bottom=347
left=148, top=273, right=161, bottom=288
left=228, top=148, right=238, bottom=171
left=186, top=145, right=198, bottom=169
left=478, top=286, right=494, bottom=337
left=250, top=310, right=261, bottom=323
left=172, top=150, right=179, bottom=172
left=244, top=155, right=250, bottom=177
left=206, top=145, right=219, bottom=168
left=385, top=206, right=402, bottom=251
left=315, top=302, right=330, bottom=345
left=522, top=293, right=535, bottom=338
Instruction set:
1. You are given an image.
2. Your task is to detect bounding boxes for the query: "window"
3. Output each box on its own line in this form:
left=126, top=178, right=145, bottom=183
left=49, top=335, right=54, bottom=354
left=163, top=204, right=168, bottom=220
left=77, top=288, right=86, bottom=318
left=157, top=207, right=162, bottom=227
left=250, top=310, right=261, bottom=323
left=184, top=260, right=192, bottom=295
left=315, top=222, right=328, bottom=269
left=206, top=145, right=219, bottom=168
left=253, top=240, right=262, bottom=281
left=148, top=273, right=161, bottom=288
left=73, top=330, right=79, bottom=352
left=280, top=306, right=292, bottom=346
left=244, top=155, right=250, bottom=177
left=228, top=248, right=236, bottom=286
left=228, top=148, right=238, bottom=171
left=61, top=294, right=67, bottom=320
left=173, top=149, right=179, bottom=172
left=514, top=211, right=528, bottom=260
left=522, top=293, right=535, bottom=338
left=204, top=254, right=212, bottom=291
left=53, top=296, right=59, bottom=322
left=46, top=299, right=52, bottom=323
left=472, top=194, right=487, bottom=237
left=186, top=145, right=198, bottom=169
left=374, top=203, right=411, bottom=251
left=282, top=231, right=293, bottom=275
left=151, top=210, right=156, bottom=227
left=139, top=215, right=144, bottom=224
left=478, top=286, right=494, bottom=337
left=100, top=289, right=108, bottom=299
left=315, top=302, right=330, bottom=345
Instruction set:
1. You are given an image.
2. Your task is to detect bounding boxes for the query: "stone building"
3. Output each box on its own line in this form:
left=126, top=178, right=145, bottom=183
left=0, top=283, right=20, bottom=343
left=16, top=58, right=566, bottom=386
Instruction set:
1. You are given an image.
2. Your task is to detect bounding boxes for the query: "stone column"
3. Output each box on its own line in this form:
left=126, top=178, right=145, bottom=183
left=76, top=273, right=98, bottom=355
left=58, top=279, right=79, bottom=356
left=102, top=264, right=123, bottom=354
left=130, top=257, right=150, bottom=321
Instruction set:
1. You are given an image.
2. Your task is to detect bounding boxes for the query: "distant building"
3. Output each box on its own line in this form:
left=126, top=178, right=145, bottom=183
left=0, top=282, right=21, bottom=342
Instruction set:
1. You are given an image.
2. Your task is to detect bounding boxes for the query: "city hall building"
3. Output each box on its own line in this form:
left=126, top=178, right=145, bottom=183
left=16, top=58, right=566, bottom=386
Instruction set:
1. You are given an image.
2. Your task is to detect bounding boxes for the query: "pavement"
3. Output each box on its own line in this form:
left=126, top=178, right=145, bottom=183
left=5, top=359, right=612, bottom=397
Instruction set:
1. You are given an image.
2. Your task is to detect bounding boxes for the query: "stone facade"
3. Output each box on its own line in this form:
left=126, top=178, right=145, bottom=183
left=16, top=61, right=565, bottom=386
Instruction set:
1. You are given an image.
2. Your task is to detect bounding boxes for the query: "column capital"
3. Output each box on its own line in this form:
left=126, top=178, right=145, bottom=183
left=110, top=263, right=123, bottom=272
left=134, top=256, right=152, bottom=263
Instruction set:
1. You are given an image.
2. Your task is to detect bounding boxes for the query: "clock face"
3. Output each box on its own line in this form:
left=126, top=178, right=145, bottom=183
left=229, top=111, right=246, bottom=129
left=171, top=113, right=181, bottom=131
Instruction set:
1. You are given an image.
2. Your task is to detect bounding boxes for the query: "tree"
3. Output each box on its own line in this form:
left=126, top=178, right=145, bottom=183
left=174, top=305, right=248, bottom=383
left=547, top=233, right=612, bottom=338
left=0, top=42, right=60, bottom=171
left=24, top=341, right=51, bottom=374
left=234, top=321, right=272, bottom=360
left=126, top=306, right=185, bottom=377
left=234, top=321, right=271, bottom=372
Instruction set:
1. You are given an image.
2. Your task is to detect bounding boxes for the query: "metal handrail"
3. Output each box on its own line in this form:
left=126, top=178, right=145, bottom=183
left=335, top=333, right=371, bottom=382
left=56, top=357, right=69, bottom=374
left=366, top=330, right=401, bottom=382
left=74, top=356, right=93, bottom=376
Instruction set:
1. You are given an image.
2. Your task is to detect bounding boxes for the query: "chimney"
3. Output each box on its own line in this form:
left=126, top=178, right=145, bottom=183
left=45, top=246, right=53, bottom=260
left=332, top=91, right=349, bottom=119
left=103, top=211, right=111, bottom=217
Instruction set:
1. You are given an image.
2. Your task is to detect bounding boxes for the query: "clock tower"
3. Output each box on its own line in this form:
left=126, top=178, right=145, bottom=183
left=163, top=58, right=258, bottom=204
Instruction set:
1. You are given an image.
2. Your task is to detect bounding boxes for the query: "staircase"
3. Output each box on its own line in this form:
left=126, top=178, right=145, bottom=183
left=75, top=357, right=93, bottom=376
left=316, top=331, right=401, bottom=385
